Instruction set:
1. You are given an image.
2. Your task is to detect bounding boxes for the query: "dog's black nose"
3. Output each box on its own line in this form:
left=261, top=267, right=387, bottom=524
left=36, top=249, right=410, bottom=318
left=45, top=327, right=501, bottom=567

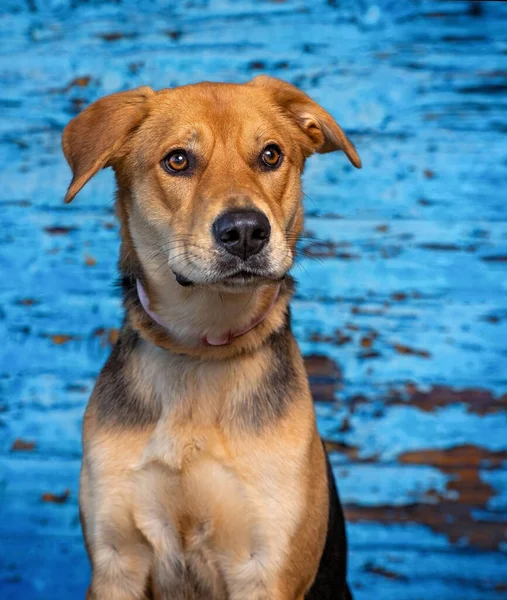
left=213, top=210, right=271, bottom=260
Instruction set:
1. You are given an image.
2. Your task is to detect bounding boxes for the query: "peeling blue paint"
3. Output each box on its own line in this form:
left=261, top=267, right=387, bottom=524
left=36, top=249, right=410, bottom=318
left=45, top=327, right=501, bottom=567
left=1, top=0, right=507, bottom=598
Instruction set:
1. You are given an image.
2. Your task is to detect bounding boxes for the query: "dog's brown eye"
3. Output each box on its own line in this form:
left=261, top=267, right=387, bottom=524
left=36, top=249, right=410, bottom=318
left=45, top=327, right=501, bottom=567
left=162, top=150, right=189, bottom=174
left=261, top=144, right=282, bottom=169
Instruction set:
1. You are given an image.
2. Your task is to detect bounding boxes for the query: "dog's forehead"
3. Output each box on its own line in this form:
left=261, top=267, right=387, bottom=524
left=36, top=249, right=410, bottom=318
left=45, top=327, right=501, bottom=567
left=144, top=83, right=284, bottom=141
left=155, top=82, right=272, bottom=116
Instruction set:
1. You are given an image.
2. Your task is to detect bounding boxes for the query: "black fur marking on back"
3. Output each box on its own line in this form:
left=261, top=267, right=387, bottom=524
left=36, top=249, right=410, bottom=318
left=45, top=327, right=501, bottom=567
left=94, top=324, right=162, bottom=428
left=238, top=316, right=297, bottom=431
left=305, top=450, right=353, bottom=600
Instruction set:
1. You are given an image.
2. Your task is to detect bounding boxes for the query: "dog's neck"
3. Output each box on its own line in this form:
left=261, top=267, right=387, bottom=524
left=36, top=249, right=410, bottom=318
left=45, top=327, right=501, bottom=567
left=121, top=260, right=292, bottom=360
left=136, top=277, right=282, bottom=347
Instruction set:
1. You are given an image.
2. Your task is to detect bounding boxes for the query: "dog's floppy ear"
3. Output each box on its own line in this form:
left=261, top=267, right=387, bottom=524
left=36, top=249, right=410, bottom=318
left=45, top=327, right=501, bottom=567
left=62, top=86, right=155, bottom=203
left=250, top=75, right=361, bottom=168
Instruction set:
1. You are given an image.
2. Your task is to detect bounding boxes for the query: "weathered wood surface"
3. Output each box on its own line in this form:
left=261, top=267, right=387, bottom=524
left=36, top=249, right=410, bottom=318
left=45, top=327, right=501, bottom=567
left=1, top=0, right=507, bottom=598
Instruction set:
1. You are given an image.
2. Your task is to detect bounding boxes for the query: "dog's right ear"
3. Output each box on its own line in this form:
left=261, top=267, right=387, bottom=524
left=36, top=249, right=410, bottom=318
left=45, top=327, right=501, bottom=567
left=62, top=86, right=155, bottom=203
left=250, top=76, right=361, bottom=168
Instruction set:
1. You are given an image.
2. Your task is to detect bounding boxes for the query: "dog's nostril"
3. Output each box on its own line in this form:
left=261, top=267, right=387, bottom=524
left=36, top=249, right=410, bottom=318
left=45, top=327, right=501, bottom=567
left=213, top=210, right=271, bottom=260
left=253, top=227, right=268, bottom=240
left=220, top=228, right=240, bottom=244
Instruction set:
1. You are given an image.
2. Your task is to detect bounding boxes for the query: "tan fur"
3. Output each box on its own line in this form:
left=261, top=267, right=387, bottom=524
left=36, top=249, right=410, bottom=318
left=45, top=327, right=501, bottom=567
left=82, top=342, right=319, bottom=599
left=63, top=77, right=360, bottom=599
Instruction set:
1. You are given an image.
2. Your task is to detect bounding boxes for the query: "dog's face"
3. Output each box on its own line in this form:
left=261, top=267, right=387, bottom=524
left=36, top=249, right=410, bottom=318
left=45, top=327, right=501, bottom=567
left=63, top=77, right=360, bottom=291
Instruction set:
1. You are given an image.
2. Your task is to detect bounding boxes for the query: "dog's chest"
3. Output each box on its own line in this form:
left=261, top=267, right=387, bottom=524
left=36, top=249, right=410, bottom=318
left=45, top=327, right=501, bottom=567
left=126, top=414, right=302, bottom=597
left=86, top=344, right=308, bottom=596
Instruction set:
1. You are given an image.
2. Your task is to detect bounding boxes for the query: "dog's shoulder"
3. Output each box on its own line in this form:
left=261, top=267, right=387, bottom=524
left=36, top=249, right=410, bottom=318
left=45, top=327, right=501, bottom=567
left=91, top=324, right=162, bottom=429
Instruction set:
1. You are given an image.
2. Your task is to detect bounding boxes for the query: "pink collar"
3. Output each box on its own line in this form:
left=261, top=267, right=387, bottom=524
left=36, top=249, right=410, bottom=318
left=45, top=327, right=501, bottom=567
left=136, top=279, right=280, bottom=347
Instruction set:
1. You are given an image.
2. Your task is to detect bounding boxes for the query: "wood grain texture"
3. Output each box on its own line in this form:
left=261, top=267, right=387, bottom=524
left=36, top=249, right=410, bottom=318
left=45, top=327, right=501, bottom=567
left=1, top=0, right=506, bottom=598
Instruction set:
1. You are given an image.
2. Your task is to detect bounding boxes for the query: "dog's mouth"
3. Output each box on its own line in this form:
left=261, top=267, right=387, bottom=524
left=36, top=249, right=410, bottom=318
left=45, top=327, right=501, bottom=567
left=170, top=245, right=292, bottom=290
left=220, top=270, right=278, bottom=289
left=225, top=270, right=262, bottom=281
left=173, top=268, right=283, bottom=289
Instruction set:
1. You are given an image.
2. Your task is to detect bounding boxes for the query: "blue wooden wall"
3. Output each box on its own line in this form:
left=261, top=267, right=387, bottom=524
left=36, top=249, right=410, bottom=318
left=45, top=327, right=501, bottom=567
left=1, top=0, right=507, bottom=598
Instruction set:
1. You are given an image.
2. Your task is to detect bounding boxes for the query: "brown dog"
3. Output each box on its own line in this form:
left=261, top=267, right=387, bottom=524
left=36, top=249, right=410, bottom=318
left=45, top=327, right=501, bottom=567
left=62, top=76, right=361, bottom=600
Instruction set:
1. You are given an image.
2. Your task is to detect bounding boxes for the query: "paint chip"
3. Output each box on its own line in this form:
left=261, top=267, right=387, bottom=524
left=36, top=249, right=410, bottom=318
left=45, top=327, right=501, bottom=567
left=41, top=489, right=71, bottom=504
left=11, top=438, right=36, bottom=451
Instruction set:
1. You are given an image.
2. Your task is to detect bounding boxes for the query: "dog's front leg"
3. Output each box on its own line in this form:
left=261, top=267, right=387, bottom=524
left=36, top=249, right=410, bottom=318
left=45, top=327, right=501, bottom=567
left=80, top=465, right=153, bottom=598
left=88, top=530, right=152, bottom=600
left=82, top=485, right=153, bottom=600
left=223, top=556, right=295, bottom=600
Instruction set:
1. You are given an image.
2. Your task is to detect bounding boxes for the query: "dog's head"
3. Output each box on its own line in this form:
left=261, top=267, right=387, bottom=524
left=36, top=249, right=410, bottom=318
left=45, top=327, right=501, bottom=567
left=63, top=77, right=360, bottom=291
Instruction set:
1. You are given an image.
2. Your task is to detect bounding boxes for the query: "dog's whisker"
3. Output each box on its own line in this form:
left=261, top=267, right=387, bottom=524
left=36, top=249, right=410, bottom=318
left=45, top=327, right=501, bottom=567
left=144, top=241, right=212, bottom=265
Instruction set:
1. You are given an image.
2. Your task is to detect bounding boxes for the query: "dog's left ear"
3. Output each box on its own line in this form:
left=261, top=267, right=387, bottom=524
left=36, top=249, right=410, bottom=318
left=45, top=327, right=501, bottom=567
left=62, top=86, right=155, bottom=203
left=250, top=75, right=361, bottom=168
